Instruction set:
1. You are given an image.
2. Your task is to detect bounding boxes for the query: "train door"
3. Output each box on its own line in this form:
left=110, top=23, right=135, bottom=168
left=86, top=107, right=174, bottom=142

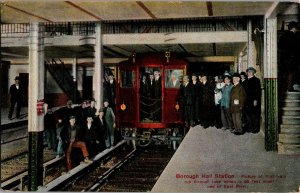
left=117, top=65, right=137, bottom=127
left=138, top=66, right=163, bottom=125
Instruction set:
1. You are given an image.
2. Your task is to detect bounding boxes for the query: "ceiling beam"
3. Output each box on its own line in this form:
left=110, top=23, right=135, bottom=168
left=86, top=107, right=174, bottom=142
left=136, top=1, right=157, bottom=19
left=5, top=57, right=127, bottom=65
left=145, top=44, right=158, bottom=52
left=178, top=44, right=188, bottom=54
left=264, top=2, right=295, bottom=19
left=103, top=46, right=128, bottom=57
left=3, top=3, right=53, bottom=22
left=186, top=56, right=235, bottom=63
left=265, top=2, right=280, bottom=19
left=103, top=31, right=248, bottom=45
left=65, top=1, right=102, bottom=21
left=113, top=45, right=132, bottom=54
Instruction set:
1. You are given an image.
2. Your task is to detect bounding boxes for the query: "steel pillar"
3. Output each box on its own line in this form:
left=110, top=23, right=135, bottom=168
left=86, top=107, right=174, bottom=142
left=72, top=57, right=77, bottom=103
left=247, top=19, right=254, bottom=68
left=28, top=22, right=45, bottom=191
left=0, top=6, right=2, bottom=188
left=94, top=22, right=103, bottom=110
left=263, top=18, right=278, bottom=151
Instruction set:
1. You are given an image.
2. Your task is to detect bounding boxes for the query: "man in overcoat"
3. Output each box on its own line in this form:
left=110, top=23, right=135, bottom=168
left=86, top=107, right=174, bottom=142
left=244, top=67, right=261, bottom=133
left=230, top=73, right=247, bottom=135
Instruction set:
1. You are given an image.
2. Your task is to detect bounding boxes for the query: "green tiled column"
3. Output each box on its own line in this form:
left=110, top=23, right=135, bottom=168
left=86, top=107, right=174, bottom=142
left=28, top=132, right=44, bottom=190
left=264, top=78, right=278, bottom=150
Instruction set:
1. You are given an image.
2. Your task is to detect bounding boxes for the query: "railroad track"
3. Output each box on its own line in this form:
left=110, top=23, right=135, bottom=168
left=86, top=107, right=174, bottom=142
left=39, top=141, right=175, bottom=192
left=1, top=148, right=59, bottom=190
left=99, top=145, right=175, bottom=192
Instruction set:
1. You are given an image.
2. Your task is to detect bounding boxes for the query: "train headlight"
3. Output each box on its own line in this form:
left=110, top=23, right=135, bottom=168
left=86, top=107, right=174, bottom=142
left=175, top=102, right=180, bottom=111
left=121, top=103, right=126, bottom=111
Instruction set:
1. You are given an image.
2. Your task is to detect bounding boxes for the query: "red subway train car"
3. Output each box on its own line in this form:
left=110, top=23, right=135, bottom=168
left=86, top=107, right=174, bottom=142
left=116, top=53, right=188, bottom=146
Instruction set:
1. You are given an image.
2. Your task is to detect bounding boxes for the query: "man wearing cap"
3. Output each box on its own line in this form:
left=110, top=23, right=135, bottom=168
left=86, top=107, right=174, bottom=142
left=8, top=76, right=24, bottom=120
left=60, top=116, right=92, bottom=172
left=230, top=73, right=246, bottom=135
left=278, top=21, right=299, bottom=91
left=244, top=67, right=261, bottom=133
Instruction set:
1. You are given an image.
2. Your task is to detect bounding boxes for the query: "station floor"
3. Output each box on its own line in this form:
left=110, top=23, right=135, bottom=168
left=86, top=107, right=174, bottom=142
left=152, top=126, right=300, bottom=192
left=1, top=107, right=28, bottom=125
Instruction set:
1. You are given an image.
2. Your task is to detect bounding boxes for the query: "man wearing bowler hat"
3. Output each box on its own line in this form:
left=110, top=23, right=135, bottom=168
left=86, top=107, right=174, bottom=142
left=244, top=67, right=261, bottom=133
left=8, top=76, right=24, bottom=120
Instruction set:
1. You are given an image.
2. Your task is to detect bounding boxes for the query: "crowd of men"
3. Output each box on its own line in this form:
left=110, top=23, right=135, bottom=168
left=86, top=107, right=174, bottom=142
left=181, top=67, right=261, bottom=135
left=44, top=99, right=116, bottom=172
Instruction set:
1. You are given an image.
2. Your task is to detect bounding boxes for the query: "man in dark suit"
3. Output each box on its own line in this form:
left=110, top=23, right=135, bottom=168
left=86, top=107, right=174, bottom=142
left=199, top=73, right=215, bottom=128
left=153, top=70, right=162, bottom=121
left=244, top=67, right=261, bottom=133
left=181, top=75, right=195, bottom=128
left=8, top=76, right=24, bottom=120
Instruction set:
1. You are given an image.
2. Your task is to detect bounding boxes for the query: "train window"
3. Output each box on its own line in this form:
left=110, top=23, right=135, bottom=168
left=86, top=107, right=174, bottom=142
left=139, top=67, right=162, bottom=122
left=165, top=69, right=183, bottom=88
left=120, top=70, right=135, bottom=88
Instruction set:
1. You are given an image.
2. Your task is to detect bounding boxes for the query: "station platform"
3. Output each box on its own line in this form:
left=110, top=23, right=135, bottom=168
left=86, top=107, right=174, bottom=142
left=152, top=126, right=300, bottom=192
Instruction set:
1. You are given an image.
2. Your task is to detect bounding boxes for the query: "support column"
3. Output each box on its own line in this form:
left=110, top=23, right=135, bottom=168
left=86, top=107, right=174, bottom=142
left=72, top=57, right=77, bottom=103
left=28, top=22, right=45, bottom=191
left=94, top=22, right=103, bottom=110
left=263, top=18, right=278, bottom=151
left=247, top=19, right=255, bottom=68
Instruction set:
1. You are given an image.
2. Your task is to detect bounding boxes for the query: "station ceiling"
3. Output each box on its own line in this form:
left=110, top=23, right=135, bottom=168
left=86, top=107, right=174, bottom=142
left=1, top=1, right=277, bottom=23
left=1, top=1, right=299, bottom=63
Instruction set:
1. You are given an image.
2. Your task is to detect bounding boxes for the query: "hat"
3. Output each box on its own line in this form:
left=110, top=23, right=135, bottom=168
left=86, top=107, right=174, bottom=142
left=224, top=75, right=232, bottom=80
left=99, top=108, right=104, bottom=112
left=223, top=72, right=230, bottom=76
left=246, top=67, right=256, bottom=73
left=240, top=71, right=247, bottom=76
left=232, top=73, right=240, bottom=78
left=15, top=76, right=20, bottom=80
left=69, top=115, right=76, bottom=120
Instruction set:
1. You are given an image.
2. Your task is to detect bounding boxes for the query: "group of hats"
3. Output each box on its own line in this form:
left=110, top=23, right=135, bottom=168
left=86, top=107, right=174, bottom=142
left=231, top=67, right=256, bottom=78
